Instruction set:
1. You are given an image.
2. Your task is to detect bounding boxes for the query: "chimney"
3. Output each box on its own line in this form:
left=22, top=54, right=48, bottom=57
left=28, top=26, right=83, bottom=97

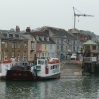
left=26, top=27, right=31, bottom=32
left=16, top=26, right=20, bottom=32
left=44, top=28, right=49, bottom=35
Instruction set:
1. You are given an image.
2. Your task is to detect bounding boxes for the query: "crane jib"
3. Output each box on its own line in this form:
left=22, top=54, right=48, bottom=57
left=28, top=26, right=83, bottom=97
left=75, top=14, right=94, bottom=17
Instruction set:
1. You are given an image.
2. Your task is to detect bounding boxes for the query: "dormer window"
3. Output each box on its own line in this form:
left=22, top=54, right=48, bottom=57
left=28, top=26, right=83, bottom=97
left=7, top=33, right=9, bottom=37
left=47, top=37, right=49, bottom=41
left=13, top=34, right=15, bottom=37
left=15, top=34, right=19, bottom=38
left=36, top=36, right=39, bottom=41
left=9, top=34, right=13, bottom=38
left=42, top=36, right=44, bottom=41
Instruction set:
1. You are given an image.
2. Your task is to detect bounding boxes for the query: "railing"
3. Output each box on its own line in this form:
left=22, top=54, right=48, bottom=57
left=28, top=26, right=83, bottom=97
left=83, top=57, right=97, bottom=62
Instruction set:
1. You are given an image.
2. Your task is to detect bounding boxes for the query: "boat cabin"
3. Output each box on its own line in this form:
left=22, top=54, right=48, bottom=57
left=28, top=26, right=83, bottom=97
left=35, top=58, right=60, bottom=78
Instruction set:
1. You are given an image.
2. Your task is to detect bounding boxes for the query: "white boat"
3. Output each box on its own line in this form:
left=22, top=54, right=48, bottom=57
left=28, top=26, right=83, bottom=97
left=0, top=58, right=17, bottom=79
left=34, top=58, right=60, bottom=80
left=0, top=58, right=60, bottom=80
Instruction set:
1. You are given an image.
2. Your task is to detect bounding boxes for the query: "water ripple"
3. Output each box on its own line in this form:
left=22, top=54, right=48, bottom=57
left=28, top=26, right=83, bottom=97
left=0, top=76, right=99, bottom=99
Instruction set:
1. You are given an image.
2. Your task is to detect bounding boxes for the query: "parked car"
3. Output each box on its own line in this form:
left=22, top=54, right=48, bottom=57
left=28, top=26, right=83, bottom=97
left=71, top=54, right=77, bottom=60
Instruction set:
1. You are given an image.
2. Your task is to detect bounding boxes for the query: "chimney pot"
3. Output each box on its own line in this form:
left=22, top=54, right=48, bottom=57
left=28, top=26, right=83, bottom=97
left=26, top=27, right=31, bottom=32
left=16, top=25, right=20, bottom=32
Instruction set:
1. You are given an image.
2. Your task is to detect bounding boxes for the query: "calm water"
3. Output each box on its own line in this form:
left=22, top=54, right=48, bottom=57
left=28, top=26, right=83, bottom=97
left=0, top=76, right=99, bottom=99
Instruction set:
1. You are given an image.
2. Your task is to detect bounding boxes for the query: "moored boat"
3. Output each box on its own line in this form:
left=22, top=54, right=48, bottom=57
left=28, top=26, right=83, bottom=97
left=1, top=58, right=60, bottom=81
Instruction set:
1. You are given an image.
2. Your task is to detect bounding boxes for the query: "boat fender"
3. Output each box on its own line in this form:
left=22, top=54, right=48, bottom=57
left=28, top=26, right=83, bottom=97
left=45, top=66, right=49, bottom=74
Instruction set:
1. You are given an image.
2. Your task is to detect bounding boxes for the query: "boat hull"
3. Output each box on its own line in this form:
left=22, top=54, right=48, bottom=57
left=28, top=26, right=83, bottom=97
left=1, top=70, right=60, bottom=81
left=36, top=73, right=60, bottom=80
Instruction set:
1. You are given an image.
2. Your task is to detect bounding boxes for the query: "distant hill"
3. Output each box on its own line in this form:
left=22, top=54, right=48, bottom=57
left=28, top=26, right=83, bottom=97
left=80, top=30, right=97, bottom=38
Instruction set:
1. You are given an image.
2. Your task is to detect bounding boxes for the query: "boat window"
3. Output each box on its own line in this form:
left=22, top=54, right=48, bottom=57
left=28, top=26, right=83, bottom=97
left=38, top=60, right=44, bottom=65
left=57, top=64, right=59, bottom=68
left=51, top=66, right=53, bottom=69
left=53, top=65, right=54, bottom=69
left=38, top=60, right=41, bottom=64
left=41, top=61, right=44, bottom=65
left=45, top=60, right=47, bottom=65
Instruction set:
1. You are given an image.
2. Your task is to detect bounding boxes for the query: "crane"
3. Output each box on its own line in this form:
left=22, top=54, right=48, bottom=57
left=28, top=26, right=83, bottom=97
left=73, top=7, right=94, bottom=29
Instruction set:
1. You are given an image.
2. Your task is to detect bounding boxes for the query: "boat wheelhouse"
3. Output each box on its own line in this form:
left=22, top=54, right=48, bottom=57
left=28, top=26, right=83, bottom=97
left=35, top=58, right=60, bottom=79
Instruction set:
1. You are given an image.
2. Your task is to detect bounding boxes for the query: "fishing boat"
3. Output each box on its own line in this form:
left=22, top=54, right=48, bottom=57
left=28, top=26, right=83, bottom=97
left=1, top=58, right=60, bottom=81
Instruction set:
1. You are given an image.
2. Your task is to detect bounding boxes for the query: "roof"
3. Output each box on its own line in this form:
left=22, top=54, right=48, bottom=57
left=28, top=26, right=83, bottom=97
left=23, top=32, right=55, bottom=44
left=40, top=26, right=76, bottom=39
left=0, top=33, right=7, bottom=39
left=1, top=31, right=28, bottom=41
left=68, top=28, right=81, bottom=34
left=83, top=40, right=97, bottom=45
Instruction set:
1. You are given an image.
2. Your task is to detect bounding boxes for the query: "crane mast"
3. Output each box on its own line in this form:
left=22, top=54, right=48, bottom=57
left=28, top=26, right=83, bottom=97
left=73, top=7, right=94, bottom=29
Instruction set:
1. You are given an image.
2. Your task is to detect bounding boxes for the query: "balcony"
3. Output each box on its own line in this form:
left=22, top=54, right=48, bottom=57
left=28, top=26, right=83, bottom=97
left=31, top=48, right=35, bottom=51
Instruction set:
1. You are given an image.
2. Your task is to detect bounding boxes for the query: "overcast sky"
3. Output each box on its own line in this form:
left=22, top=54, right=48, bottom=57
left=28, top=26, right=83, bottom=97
left=0, top=0, right=98, bottom=34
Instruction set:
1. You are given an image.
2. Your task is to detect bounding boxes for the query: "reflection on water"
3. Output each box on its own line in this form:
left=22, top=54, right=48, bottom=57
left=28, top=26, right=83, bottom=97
left=0, top=76, right=99, bottom=99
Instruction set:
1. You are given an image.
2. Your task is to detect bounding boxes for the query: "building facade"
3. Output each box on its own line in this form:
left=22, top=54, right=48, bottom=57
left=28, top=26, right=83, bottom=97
left=1, top=26, right=28, bottom=62
left=40, top=26, right=77, bottom=60
left=23, top=30, right=56, bottom=60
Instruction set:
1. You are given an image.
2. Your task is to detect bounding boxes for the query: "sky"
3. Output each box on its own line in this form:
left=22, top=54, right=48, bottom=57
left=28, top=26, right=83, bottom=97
left=0, top=0, right=98, bottom=34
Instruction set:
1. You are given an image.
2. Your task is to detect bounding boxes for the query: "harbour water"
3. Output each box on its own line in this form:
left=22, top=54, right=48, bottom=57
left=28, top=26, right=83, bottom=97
left=0, top=63, right=99, bottom=99
left=0, top=75, right=99, bottom=99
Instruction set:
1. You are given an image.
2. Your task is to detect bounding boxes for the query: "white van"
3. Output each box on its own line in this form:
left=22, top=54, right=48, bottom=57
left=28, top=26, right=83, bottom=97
left=71, top=54, right=77, bottom=60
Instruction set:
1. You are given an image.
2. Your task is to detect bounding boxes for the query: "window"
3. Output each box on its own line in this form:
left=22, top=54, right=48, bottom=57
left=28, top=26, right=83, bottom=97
left=42, top=53, right=44, bottom=57
left=52, top=53, right=54, bottom=57
left=51, top=66, right=53, bottom=69
left=73, top=41, right=75, bottom=45
left=23, top=51, right=26, bottom=57
left=37, top=53, right=39, bottom=57
left=18, top=51, right=20, bottom=57
left=12, top=43, right=14, bottom=48
left=42, top=36, right=44, bottom=41
left=36, top=36, right=39, bottom=41
left=24, top=42, right=27, bottom=48
left=61, top=46, right=63, bottom=51
left=92, top=45, right=96, bottom=50
left=5, top=42, right=8, bottom=48
left=47, top=37, right=49, bottom=41
left=73, top=46, right=75, bottom=52
left=48, top=53, right=49, bottom=57
left=5, top=51, right=8, bottom=56
left=31, top=42, right=34, bottom=49
left=45, top=45, right=46, bottom=49
left=12, top=52, right=14, bottom=57
left=50, top=45, right=52, bottom=49
left=85, top=46, right=90, bottom=50
left=30, top=51, right=32, bottom=58
left=40, top=44, right=41, bottom=50
left=18, top=42, right=20, bottom=48
left=53, top=65, right=54, bottom=69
